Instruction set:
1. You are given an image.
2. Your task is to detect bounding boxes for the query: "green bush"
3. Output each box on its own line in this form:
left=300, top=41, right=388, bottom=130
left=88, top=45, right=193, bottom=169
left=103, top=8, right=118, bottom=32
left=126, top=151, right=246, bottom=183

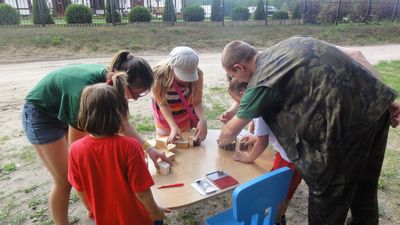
left=105, top=0, right=121, bottom=23
left=254, top=0, right=266, bottom=20
left=0, top=4, right=20, bottom=25
left=163, top=0, right=176, bottom=22
left=182, top=5, right=205, bottom=22
left=291, top=2, right=301, bottom=19
left=211, top=0, right=223, bottom=21
left=65, top=4, right=93, bottom=24
left=32, top=0, right=54, bottom=25
left=272, top=11, right=289, bottom=19
left=231, top=6, right=250, bottom=21
left=128, top=6, right=151, bottom=22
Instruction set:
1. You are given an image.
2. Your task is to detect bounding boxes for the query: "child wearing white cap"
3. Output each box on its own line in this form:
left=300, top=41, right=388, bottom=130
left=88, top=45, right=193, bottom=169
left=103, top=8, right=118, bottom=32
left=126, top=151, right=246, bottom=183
left=151, top=46, right=207, bottom=143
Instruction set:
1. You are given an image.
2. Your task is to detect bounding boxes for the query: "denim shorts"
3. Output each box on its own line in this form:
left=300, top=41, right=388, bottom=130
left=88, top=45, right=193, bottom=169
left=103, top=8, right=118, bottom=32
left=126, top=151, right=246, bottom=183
left=22, top=102, right=68, bottom=145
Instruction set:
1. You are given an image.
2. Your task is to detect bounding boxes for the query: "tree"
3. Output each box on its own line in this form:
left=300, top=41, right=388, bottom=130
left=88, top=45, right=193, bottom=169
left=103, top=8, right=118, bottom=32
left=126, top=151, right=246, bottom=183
left=280, top=2, right=288, bottom=12
left=0, top=3, right=20, bottom=25
left=254, top=0, right=266, bottom=20
left=270, top=0, right=283, bottom=9
left=291, top=2, right=301, bottom=19
left=32, top=0, right=54, bottom=25
left=211, top=0, right=223, bottom=21
left=105, top=0, right=121, bottom=23
left=182, top=5, right=205, bottom=21
left=163, top=0, right=176, bottom=22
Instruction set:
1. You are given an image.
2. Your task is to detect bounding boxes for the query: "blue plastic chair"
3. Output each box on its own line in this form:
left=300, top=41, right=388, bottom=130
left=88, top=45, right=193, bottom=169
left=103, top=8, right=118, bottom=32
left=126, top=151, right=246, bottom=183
left=206, top=167, right=293, bottom=225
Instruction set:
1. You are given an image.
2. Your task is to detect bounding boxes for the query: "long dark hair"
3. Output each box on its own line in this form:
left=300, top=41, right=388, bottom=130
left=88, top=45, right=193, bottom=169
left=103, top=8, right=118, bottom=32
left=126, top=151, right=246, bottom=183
left=108, top=50, right=154, bottom=90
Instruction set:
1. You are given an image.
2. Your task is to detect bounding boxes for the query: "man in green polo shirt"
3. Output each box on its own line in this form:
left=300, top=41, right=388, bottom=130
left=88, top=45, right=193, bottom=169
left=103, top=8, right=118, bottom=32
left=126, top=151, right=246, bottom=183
left=218, top=36, right=399, bottom=225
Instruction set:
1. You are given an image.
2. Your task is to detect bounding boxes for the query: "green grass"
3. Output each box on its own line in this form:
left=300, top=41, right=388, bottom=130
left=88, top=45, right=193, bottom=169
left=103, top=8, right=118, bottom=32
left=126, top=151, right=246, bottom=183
left=375, top=61, right=400, bottom=216
left=17, top=146, right=37, bottom=164
left=174, top=209, right=198, bottom=225
left=1, top=22, right=400, bottom=63
left=1, top=162, right=17, bottom=173
left=0, top=198, right=26, bottom=225
left=24, top=185, right=39, bottom=194
left=204, top=85, right=232, bottom=129
left=378, top=148, right=400, bottom=190
left=129, top=115, right=156, bottom=132
left=375, top=60, right=400, bottom=98
left=69, top=191, right=79, bottom=204
left=0, top=136, right=11, bottom=143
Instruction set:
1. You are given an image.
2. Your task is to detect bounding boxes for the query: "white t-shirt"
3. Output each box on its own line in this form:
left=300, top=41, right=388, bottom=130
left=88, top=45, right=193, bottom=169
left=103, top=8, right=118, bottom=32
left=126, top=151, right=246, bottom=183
left=253, top=117, right=291, bottom=162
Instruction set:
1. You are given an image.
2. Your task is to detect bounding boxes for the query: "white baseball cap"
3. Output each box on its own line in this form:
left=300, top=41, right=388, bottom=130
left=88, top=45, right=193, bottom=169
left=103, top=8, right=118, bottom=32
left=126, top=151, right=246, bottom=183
left=169, top=46, right=199, bottom=82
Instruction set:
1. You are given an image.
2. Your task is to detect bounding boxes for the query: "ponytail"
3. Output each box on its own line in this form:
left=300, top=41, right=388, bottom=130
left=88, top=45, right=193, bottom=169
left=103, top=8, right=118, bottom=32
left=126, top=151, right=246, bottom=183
left=106, top=71, right=129, bottom=117
left=108, top=50, right=154, bottom=90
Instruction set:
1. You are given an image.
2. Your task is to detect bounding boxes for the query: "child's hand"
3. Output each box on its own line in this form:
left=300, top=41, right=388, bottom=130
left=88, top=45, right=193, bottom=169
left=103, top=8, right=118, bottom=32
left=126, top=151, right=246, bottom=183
left=233, top=151, right=254, bottom=163
left=195, top=119, right=207, bottom=141
left=160, top=206, right=172, bottom=214
left=219, top=110, right=235, bottom=123
left=148, top=148, right=173, bottom=169
left=240, top=135, right=256, bottom=145
left=168, top=127, right=182, bottom=143
left=150, top=207, right=169, bottom=221
left=87, top=210, right=94, bottom=220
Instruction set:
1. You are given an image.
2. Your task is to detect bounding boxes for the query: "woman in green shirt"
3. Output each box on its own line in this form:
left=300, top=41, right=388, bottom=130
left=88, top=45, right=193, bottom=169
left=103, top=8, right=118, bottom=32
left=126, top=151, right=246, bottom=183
left=23, top=50, right=171, bottom=225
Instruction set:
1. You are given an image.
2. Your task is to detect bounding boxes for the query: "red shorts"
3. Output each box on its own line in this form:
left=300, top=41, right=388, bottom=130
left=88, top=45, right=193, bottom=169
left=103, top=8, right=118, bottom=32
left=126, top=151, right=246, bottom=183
left=271, top=153, right=302, bottom=200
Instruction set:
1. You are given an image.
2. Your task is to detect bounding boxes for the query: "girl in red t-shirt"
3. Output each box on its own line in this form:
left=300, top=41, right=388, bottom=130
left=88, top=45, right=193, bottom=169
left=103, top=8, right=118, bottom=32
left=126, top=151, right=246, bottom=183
left=68, top=76, right=170, bottom=225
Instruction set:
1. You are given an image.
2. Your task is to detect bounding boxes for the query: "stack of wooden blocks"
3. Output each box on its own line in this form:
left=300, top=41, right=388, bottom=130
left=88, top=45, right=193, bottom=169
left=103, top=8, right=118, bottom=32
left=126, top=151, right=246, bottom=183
left=219, top=138, right=252, bottom=151
left=148, top=131, right=201, bottom=175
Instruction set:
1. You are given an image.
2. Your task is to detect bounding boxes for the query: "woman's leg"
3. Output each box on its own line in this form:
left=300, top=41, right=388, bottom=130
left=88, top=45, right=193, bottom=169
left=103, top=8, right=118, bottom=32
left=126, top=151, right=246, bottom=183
left=34, top=135, right=70, bottom=225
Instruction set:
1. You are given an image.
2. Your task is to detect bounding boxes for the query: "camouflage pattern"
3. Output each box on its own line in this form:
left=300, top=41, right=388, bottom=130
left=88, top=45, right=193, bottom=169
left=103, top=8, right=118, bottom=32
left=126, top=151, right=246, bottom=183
left=247, top=36, right=397, bottom=195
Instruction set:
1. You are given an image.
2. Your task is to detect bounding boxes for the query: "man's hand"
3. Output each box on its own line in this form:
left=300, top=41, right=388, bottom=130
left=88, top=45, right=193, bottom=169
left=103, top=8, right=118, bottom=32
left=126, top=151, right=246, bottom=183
left=147, top=147, right=173, bottom=169
left=390, top=101, right=400, bottom=128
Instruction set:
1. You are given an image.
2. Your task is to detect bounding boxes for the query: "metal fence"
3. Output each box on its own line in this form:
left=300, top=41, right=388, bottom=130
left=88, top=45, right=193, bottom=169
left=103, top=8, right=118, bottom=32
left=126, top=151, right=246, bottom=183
left=304, top=0, right=400, bottom=24
left=1, top=0, right=399, bottom=27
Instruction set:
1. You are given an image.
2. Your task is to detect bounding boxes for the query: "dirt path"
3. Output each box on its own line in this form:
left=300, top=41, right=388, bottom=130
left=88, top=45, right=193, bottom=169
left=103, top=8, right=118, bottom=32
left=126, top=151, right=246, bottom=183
left=0, top=45, right=400, bottom=225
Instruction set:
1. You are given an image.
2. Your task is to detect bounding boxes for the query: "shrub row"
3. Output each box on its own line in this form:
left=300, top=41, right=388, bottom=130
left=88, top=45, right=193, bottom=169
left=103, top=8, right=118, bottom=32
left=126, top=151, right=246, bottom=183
left=1, top=3, right=301, bottom=25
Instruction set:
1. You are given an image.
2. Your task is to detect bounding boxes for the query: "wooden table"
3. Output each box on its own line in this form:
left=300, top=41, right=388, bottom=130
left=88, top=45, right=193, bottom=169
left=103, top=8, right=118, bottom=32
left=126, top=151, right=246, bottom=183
left=148, top=129, right=274, bottom=209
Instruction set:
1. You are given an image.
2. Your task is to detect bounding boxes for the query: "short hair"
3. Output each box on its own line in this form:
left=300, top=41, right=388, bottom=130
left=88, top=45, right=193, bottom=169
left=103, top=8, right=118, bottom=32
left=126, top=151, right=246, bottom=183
left=228, top=77, right=248, bottom=98
left=221, top=40, right=257, bottom=70
left=77, top=83, right=128, bottom=136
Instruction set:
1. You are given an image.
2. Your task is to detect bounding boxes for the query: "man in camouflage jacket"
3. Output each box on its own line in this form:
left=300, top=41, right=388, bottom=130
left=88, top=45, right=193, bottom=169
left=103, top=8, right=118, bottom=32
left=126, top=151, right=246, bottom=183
left=218, top=36, right=399, bottom=225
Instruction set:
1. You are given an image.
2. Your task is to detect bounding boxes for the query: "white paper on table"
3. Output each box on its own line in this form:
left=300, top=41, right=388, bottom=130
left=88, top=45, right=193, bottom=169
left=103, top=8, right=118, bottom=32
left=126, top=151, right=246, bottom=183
left=191, top=178, right=219, bottom=196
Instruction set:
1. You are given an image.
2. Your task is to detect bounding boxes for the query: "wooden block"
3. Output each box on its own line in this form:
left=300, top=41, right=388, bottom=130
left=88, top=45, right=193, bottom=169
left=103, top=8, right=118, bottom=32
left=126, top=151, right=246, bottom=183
left=147, top=139, right=156, bottom=147
left=221, top=141, right=236, bottom=151
left=167, top=143, right=177, bottom=153
left=193, top=138, right=201, bottom=147
left=158, top=161, right=170, bottom=175
left=188, top=137, right=193, bottom=148
left=156, top=137, right=168, bottom=148
left=175, top=140, right=189, bottom=149
left=188, top=136, right=201, bottom=147
left=165, top=151, right=175, bottom=161
left=239, top=142, right=248, bottom=151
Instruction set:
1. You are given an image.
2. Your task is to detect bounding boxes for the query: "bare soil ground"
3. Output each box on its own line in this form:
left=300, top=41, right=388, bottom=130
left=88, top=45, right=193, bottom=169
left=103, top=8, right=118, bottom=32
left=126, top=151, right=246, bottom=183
left=0, top=46, right=399, bottom=224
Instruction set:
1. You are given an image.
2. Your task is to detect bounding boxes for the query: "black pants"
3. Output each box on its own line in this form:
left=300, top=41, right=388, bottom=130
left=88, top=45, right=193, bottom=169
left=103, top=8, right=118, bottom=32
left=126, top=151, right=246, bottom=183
left=308, top=112, right=390, bottom=225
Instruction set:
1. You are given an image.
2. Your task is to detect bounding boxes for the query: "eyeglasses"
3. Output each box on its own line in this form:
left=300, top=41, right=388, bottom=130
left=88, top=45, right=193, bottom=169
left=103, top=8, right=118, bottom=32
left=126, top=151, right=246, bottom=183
left=127, top=86, right=149, bottom=99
